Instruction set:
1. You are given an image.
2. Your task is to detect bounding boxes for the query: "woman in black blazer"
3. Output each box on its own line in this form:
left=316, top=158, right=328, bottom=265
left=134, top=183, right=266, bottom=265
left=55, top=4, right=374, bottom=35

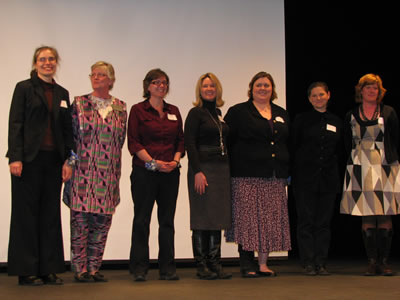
left=7, top=46, right=75, bottom=286
left=292, top=82, right=342, bottom=276
left=224, top=72, right=291, bottom=277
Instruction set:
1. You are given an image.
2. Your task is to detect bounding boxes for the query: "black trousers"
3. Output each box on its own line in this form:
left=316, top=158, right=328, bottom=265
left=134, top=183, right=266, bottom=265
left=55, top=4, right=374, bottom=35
left=295, top=188, right=336, bottom=267
left=129, top=166, right=180, bottom=275
left=8, top=151, right=65, bottom=276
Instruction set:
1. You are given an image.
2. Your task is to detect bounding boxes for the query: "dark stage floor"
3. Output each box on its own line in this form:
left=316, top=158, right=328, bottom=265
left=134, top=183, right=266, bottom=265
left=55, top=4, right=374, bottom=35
left=1, top=258, right=399, bottom=300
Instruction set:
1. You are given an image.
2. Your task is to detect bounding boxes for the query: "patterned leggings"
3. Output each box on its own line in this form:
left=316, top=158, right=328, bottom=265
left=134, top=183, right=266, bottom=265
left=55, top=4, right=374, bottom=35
left=70, top=210, right=112, bottom=273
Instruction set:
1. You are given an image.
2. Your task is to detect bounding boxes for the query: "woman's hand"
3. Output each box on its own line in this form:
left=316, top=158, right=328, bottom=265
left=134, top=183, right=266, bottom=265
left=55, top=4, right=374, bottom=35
left=62, top=162, right=73, bottom=182
left=9, top=161, right=23, bottom=177
left=194, top=172, right=208, bottom=195
left=156, top=160, right=177, bottom=173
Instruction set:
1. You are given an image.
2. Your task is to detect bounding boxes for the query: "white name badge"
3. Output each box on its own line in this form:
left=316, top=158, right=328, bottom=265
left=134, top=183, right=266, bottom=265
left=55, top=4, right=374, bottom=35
left=378, top=117, right=384, bottom=125
left=326, top=124, right=336, bottom=132
left=167, top=113, right=177, bottom=121
left=275, top=116, right=284, bottom=123
left=60, top=100, right=68, bottom=108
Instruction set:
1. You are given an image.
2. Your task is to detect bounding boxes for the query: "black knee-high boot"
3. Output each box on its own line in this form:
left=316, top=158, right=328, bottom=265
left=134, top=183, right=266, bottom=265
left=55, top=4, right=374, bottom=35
left=192, top=230, right=217, bottom=280
left=362, top=228, right=378, bottom=276
left=208, top=231, right=232, bottom=279
left=377, top=228, right=394, bottom=276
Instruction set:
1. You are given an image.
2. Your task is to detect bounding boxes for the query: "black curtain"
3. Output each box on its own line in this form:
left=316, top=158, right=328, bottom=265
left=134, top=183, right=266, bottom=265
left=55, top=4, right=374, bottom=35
left=284, top=0, right=398, bottom=259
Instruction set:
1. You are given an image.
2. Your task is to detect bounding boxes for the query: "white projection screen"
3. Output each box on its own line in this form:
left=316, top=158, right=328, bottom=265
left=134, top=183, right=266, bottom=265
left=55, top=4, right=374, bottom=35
left=0, top=0, right=286, bottom=263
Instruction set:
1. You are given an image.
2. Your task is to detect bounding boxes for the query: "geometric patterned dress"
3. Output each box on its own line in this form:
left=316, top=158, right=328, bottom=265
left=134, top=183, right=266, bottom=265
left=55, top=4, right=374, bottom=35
left=340, top=114, right=400, bottom=216
left=63, top=94, right=127, bottom=215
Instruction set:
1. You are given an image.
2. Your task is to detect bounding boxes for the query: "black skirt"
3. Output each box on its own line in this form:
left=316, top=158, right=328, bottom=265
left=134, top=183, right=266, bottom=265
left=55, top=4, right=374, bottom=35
left=187, top=147, right=232, bottom=230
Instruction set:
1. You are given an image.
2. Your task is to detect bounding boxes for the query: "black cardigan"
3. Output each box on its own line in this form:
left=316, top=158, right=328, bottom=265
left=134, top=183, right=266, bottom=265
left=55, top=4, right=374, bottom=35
left=291, top=109, right=343, bottom=192
left=7, top=71, right=74, bottom=163
left=224, top=99, right=290, bottom=178
left=343, top=104, right=399, bottom=164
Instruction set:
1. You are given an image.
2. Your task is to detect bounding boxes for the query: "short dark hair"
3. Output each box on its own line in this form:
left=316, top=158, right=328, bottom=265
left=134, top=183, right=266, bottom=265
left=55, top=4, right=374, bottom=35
left=143, top=68, right=169, bottom=98
left=307, top=81, right=329, bottom=97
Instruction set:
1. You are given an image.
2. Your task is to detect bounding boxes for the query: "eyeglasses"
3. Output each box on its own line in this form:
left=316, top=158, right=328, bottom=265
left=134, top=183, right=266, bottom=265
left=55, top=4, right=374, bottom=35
left=37, top=57, right=56, bottom=63
left=89, top=73, right=108, bottom=78
left=151, top=80, right=168, bottom=86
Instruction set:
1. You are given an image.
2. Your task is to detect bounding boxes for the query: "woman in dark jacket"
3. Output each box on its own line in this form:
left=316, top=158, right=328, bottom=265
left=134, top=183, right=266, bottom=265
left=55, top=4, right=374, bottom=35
left=292, top=82, right=342, bottom=276
left=184, top=73, right=231, bottom=280
left=7, top=46, right=74, bottom=286
left=225, top=71, right=291, bottom=277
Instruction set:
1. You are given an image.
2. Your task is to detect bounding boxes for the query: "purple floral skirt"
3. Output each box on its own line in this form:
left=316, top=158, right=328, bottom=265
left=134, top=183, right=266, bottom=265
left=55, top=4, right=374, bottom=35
left=225, top=177, right=291, bottom=253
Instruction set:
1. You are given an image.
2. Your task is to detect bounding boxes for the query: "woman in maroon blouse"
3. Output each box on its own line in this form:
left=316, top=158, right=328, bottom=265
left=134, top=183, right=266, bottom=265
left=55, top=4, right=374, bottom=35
left=127, top=68, right=184, bottom=282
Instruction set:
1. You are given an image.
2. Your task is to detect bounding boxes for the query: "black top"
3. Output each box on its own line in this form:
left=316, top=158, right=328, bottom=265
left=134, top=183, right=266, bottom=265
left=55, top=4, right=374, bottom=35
left=7, top=71, right=74, bottom=163
left=343, top=104, right=399, bottom=164
left=184, top=100, right=229, bottom=174
left=224, top=99, right=290, bottom=178
left=292, top=108, right=343, bottom=192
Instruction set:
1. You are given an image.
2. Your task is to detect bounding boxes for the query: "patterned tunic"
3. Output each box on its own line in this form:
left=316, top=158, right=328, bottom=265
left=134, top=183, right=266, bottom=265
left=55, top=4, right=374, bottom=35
left=63, top=95, right=127, bottom=214
left=341, top=114, right=400, bottom=215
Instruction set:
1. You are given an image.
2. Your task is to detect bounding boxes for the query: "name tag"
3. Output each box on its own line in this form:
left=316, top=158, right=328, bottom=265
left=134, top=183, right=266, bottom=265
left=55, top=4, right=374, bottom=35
left=326, top=124, right=336, bottom=132
left=167, top=113, right=177, bottom=121
left=60, top=100, right=68, bottom=108
left=275, top=116, right=284, bottom=123
left=378, top=117, right=384, bottom=125
left=112, top=104, right=125, bottom=112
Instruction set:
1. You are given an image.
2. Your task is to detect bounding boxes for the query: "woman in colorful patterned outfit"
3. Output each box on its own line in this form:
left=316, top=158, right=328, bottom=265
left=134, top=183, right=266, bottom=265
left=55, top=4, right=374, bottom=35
left=224, top=72, right=291, bottom=277
left=341, top=74, right=399, bottom=276
left=128, top=69, right=184, bottom=282
left=184, top=73, right=232, bottom=280
left=7, top=46, right=74, bottom=286
left=63, top=61, right=127, bottom=282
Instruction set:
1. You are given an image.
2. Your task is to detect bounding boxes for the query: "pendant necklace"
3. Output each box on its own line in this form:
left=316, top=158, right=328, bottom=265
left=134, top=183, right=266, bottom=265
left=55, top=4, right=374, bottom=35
left=206, top=109, right=225, bottom=156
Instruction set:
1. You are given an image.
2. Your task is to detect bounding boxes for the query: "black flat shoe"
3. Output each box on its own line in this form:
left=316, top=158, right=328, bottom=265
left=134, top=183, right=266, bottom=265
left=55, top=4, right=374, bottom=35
left=74, top=272, right=92, bottom=283
left=41, top=273, right=64, bottom=285
left=241, top=270, right=260, bottom=278
left=18, top=276, right=43, bottom=286
left=317, top=266, right=331, bottom=276
left=304, top=265, right=317, bottom=276
left=159, top=272, right=179, bottom=280
left=133, top=273, right=146, bottom=282
left=258, top=270, right=277, bottom=277
left=91, top=272, right=108, bottom=282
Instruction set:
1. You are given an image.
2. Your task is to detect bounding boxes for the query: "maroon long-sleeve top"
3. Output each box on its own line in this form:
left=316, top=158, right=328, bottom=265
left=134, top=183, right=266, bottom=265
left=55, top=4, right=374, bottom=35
left=127, top=99, right=185, bottom=168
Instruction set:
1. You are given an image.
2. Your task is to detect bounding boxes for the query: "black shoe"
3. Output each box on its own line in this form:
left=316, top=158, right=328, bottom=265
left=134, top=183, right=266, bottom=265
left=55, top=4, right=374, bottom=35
left=317, top=266, right=331, bottom=276
left=18, top=276, right=43, bottom=286
left=41, top=273, right=63, bottom=285
left=91, top=272, right=108, bottom=282
left=196, top=267, right=218, bottom=280
left=241, top=269, right=260, bottom=278
left=133, top=273, right=146, bottom=282
left=304, top=265, right=317, bottom=276
left=258, top=270, right=277, bottom=277
left=159, top=272, right=179, bottom=280
left=74, top=272, right=92, bottom=283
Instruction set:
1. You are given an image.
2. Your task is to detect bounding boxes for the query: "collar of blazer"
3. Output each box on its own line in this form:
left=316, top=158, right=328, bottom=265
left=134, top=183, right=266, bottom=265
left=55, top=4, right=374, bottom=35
left=31, top=70, right=62, bottom=118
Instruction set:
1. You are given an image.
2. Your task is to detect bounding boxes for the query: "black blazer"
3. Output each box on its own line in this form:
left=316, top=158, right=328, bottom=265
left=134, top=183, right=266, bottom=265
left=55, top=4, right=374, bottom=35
left=7, top=71, right=74, bottom=164
left=224, top=99, right=290, bottom=179
left=291, top=109, right=343, bottom=193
